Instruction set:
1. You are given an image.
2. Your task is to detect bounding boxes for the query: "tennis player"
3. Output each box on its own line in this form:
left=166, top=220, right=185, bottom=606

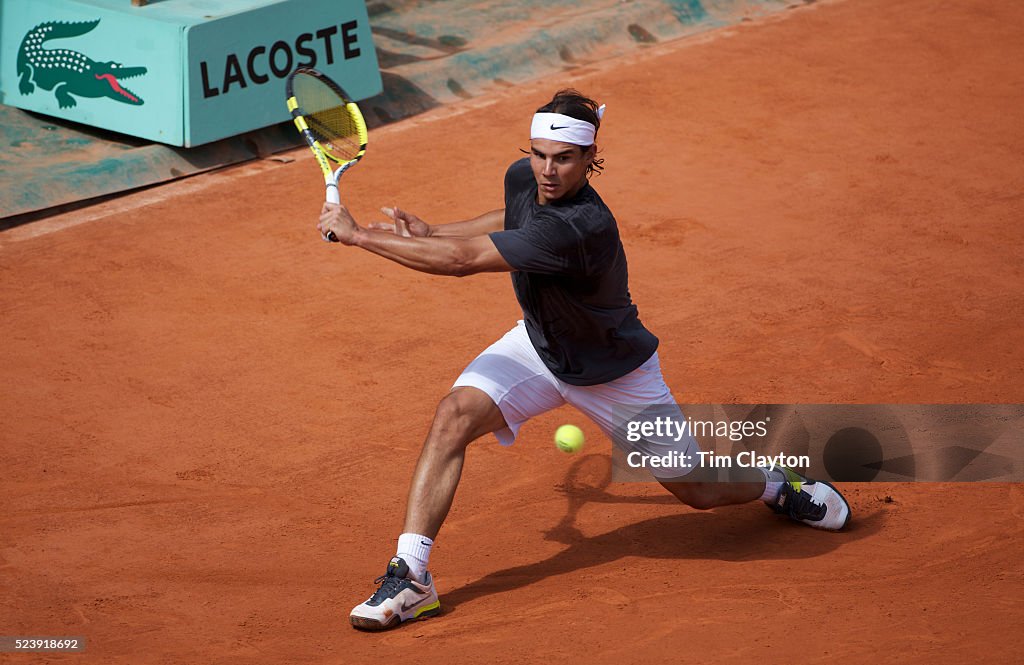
left=317, top=89, right=851, bottom=631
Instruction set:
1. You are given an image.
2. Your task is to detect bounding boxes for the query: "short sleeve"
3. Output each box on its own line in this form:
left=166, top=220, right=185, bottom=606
left=489, top=211, right=585, bottom=276
left=504, top=159, right=534, bottom=200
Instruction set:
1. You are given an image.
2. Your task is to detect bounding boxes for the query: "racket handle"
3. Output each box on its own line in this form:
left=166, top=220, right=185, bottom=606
left=323, top=183, right=340, bottom=242
left=326, top=183, right=340, bottom=205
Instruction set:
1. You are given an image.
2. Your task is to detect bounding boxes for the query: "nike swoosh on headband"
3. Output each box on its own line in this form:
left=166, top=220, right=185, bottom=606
left=550, top=124, right=570, bottom=130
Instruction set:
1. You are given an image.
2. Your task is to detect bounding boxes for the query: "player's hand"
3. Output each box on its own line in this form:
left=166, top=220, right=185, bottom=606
left=368, top=206, right=432, bottom=237
left=318, top=202, right=359, bottom=245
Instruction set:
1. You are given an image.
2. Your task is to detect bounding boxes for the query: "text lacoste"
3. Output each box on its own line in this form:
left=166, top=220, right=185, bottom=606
left=200, top=20, right=361, bottom=98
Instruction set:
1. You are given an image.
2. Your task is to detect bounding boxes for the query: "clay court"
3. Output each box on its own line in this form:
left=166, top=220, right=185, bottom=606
left=2, top=0, right=1022, bottom=662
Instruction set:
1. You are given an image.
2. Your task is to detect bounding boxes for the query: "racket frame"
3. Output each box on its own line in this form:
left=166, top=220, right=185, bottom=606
left=285, top=67, right=368, bottom=241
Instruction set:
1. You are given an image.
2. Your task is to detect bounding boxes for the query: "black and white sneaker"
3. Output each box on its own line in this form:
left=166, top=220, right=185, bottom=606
left=768, top=467, right=852, bottom=531
left=350, top=557, right=440, bottom=631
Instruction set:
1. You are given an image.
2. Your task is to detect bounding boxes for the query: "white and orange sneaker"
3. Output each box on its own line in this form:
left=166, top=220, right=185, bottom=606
left=350, top=557, right=441, bottom=631
left=768, top=467, right=851, bottom=531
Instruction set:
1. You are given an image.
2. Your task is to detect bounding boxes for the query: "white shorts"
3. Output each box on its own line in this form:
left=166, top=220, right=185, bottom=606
left=452, top=321, right=699, bottom=479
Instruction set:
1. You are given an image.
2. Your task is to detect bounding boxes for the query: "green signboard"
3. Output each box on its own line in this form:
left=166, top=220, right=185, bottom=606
left=185, top=2, right=378, bottom=146
left=0, top=0, right=381, bottom=146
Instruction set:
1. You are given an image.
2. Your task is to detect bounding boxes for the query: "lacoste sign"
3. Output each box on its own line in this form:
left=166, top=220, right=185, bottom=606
left=198, top=20, right=362, bottom=98
left=1, top=0, right=380, bottom=147
left=17, top=19, right=147, bottom=108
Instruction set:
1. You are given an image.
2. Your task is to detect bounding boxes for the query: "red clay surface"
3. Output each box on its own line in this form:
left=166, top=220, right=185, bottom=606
left=2, top=0, right=1022, bottom=662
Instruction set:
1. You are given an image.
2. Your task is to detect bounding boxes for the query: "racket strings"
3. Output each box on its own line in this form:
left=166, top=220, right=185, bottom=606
left=293, top=76, right=363, bottom=162
left=307, top=107, right=362, bottom=161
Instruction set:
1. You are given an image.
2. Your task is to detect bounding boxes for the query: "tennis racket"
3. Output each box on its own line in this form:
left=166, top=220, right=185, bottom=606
left=285, top=67, right=368, bottom=242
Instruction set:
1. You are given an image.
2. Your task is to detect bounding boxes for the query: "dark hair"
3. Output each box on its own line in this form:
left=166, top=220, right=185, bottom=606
left=535, top=88, right=605, bottom=176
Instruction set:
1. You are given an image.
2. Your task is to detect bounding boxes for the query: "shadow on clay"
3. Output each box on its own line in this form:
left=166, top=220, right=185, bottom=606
left=440, top=454, right=884, bottom=614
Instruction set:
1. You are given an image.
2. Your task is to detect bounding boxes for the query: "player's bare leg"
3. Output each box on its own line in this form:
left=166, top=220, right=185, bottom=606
left=351, top=387, right=507, bottom=631
left=659, top=463, right=851, bottom=531
left=403, top=386, right=508, bottom=538
left=658, top=464, right=764, bottom=509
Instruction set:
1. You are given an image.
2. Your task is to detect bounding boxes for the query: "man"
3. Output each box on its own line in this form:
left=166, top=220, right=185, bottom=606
left=317, top=89, right=851, bottom=631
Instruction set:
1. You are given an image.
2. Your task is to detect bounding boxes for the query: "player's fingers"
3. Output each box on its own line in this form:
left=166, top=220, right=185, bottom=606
left=367, top=222, right=395, bottom=231
left=395, top=217, right=412, bottom=237
left=393, top=205, right=413, bottom=223
left=380, top=206, right=397, bottom=220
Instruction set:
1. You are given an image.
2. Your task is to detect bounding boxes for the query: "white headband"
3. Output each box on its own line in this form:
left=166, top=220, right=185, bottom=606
left=530, top=104, right=606, bottom=146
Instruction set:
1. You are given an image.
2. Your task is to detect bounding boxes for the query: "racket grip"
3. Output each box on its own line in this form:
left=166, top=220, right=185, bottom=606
left=323, top=183, right=341, bottom=242
left=326, top=183, right=340, bottom=205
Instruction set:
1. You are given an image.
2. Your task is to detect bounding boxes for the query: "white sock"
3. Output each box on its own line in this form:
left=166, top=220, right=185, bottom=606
left=759, top=467, right=786, bottom=503
left=396, top=533, right=433, bottom=582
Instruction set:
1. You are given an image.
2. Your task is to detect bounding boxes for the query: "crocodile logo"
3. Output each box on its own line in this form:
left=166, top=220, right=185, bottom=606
left=17, top=20, right=147, bottom=108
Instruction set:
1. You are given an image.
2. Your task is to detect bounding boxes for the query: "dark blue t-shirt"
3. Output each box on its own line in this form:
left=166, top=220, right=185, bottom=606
left=489, top=158, right=658, bottom=386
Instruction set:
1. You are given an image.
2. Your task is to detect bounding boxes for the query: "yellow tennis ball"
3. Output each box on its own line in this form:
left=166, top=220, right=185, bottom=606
left=554, top=424, right=585, bottom=453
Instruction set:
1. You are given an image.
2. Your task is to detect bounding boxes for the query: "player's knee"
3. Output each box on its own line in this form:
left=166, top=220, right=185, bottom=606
left=428, top=390, right=490, bottom=449
left=684, top=489, right=720, bottom=511
left=660, top=480, right=718, bottom=510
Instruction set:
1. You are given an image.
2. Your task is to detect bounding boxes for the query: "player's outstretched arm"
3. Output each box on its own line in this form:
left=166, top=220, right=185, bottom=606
left=318, top=202, right=512, bottom=276
left=368, top=207, right=504, bottom=238
left=429, top=208, right=505, bottom=237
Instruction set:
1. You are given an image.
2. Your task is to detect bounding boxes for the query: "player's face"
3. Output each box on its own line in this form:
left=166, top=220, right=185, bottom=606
left=529, top=139, right=595, bottom=205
